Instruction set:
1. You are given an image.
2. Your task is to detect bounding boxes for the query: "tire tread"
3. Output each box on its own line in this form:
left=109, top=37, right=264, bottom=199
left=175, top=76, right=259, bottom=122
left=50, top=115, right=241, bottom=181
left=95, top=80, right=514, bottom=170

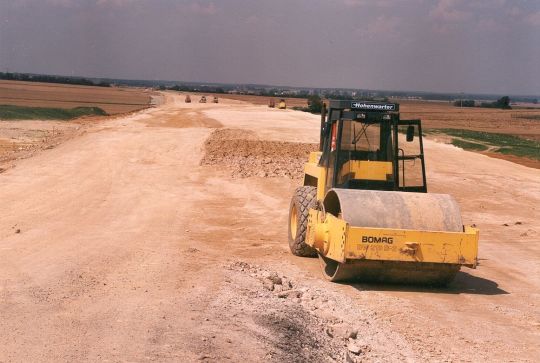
left=288, top=186, right=317, bottom=257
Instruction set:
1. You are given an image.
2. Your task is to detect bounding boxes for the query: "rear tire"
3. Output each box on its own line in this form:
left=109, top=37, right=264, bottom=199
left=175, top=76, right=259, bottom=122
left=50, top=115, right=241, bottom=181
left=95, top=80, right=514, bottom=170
left=288, top=186, right=317, bottom=257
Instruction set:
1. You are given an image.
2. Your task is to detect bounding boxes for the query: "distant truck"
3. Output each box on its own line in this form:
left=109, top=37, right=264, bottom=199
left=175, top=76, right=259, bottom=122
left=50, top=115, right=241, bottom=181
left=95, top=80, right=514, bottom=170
left=268, top=99, right=275, bottom=108
left=213, top=96, right=219, bottom=103
left=185, top=95, right=191, bottom=103
left=199, top=95, right=207, bottom=103
left=278, top=99, right=286, bottom=109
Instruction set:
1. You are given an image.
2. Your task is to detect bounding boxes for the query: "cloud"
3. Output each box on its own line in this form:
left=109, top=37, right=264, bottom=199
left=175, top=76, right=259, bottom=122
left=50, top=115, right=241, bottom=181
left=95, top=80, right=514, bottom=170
left=525, top=11, right=540, bottom=27
left=468, top=0, right=506, bottom=9
left=476, top=17, right=504, bottom=33
left=354, top=15, right=401, bottom=41
left=96, top=0, right=139, bottom=6
left=429, top=0, right=472, bottom=23
left=8, top=0, right=76, bottom=7
left=342, top=0, right=408, bottom=7
left=343, top=0, right=370, bottom=6
left=15, top=0, right=139, bottom=7
left=508, top=6, right=523, bottom=17
left=189, top=2, right=217, bottom=15
left=245, top=15, right=259, bottom=25
left=47, top=0, right=74, bottom=6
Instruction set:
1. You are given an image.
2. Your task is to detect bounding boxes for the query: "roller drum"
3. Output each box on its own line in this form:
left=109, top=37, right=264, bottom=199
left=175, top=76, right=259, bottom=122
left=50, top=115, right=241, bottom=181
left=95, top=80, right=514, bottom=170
left=324, top=189, right=463, bottom=232
left=319, top=189, right=465, bottom=285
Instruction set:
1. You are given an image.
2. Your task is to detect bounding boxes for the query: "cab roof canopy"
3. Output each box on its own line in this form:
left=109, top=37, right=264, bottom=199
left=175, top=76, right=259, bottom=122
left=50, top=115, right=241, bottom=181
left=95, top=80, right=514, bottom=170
left=328, top=100, right=399, bottom=112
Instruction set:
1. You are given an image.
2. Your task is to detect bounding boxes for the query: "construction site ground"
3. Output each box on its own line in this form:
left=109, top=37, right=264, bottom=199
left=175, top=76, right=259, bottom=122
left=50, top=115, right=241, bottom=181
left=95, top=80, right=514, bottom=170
left=0, top=93, right=538, bottom=362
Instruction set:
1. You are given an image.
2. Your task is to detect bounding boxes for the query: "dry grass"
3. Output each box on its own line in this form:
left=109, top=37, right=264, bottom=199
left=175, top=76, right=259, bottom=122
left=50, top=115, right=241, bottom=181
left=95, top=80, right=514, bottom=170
left=0, top=119, right=83, bottom=169
left=0, top=80, right=152, bottom=115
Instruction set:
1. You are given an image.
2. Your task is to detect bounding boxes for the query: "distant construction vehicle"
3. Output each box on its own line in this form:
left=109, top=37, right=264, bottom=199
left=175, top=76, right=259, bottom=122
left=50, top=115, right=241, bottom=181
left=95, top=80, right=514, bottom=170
left=288, top=100, right=479, bottom=285
left=268, top=99, right=275, bottom=108
left=213, top=96, right=219, bottom=103
left=185, top=95, right=191, bottom=103
left=278, top=99, right=286, bottom=109
left=199, top=95, right=207, bottom=103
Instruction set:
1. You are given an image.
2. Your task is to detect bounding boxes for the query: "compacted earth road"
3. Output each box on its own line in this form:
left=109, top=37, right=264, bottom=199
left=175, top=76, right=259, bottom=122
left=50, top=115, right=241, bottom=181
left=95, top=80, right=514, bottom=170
left=1, top=93, right=538, bottom=362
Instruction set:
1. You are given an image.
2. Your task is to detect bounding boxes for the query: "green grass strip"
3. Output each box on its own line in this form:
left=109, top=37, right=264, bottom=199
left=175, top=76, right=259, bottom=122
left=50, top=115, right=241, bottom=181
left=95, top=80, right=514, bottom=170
left=430, top=128, right=540, bottom=161
left=451, top=139, right=489, bottom=151
left=0, top=104, right=107, bottom=120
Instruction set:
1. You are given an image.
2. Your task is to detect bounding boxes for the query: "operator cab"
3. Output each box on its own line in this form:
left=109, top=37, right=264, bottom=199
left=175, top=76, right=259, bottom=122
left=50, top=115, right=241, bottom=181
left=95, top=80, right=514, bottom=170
left=319, top=100, right=427, bottom=193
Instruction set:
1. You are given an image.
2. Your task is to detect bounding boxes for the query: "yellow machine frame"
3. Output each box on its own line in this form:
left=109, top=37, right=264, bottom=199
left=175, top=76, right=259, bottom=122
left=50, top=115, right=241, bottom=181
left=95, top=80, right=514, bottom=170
left=303, top=151, right=479, bottom=269
left=306, top=210, right=478, bottom=266
left=289, top=100, right=480, bottom=284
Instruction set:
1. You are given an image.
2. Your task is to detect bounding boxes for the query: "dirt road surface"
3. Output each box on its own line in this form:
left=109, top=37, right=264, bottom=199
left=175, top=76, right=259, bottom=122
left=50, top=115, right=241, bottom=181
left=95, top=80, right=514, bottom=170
left=1, top=93, right=539, bottom=362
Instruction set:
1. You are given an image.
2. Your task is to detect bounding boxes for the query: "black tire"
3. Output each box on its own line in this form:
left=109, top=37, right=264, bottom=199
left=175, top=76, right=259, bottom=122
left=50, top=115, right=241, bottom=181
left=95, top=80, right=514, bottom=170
left=288, top=186, right=317, bottom=257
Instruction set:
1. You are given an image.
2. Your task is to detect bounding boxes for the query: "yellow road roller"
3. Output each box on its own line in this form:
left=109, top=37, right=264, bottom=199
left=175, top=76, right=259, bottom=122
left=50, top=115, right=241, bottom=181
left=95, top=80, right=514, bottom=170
left=278, top=99, right=287, bottom=109
left=288, top=100, right=478, bottom=285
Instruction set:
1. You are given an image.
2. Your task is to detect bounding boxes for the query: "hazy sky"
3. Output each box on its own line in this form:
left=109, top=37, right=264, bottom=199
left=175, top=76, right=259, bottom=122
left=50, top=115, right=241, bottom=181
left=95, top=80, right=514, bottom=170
left=1, top=0, right=539, bottom=95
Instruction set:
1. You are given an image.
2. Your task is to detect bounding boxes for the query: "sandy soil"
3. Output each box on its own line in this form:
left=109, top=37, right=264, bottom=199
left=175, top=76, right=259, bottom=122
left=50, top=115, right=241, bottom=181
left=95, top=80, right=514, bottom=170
left=0, top=93, right=538, bottom=362
left=0, top=120, right=90, bottom=172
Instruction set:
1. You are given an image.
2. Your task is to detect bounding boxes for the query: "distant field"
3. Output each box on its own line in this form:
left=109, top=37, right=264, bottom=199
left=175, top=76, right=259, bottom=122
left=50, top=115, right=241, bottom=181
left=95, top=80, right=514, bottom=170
left=0, top=80, right=152, bottom=115
left=397, top=99, right=540, bottom=141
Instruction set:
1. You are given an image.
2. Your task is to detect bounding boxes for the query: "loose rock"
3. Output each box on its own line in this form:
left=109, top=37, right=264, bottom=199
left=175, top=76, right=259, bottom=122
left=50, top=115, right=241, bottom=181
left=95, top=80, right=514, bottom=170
left=268, top=273, right=282, bottom=285
left=262, top=279, right=274, bottom=291
left=276, top=290, right=302, bottom=299
left=348, top=342, right=362, bottom=355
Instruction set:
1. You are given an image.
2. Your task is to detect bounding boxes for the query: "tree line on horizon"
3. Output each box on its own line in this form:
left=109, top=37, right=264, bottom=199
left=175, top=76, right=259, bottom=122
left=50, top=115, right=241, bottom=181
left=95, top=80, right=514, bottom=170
left=3, top=72, right=537, bottom=106
left=453, top=96, right=518, bottom=110
left=0, top=72, right=111, bottom=88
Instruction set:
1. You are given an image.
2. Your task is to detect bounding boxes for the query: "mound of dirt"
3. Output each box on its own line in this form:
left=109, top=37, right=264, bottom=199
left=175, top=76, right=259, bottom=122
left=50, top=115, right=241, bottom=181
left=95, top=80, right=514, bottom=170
left=201, top=129, right=318, bottom=178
